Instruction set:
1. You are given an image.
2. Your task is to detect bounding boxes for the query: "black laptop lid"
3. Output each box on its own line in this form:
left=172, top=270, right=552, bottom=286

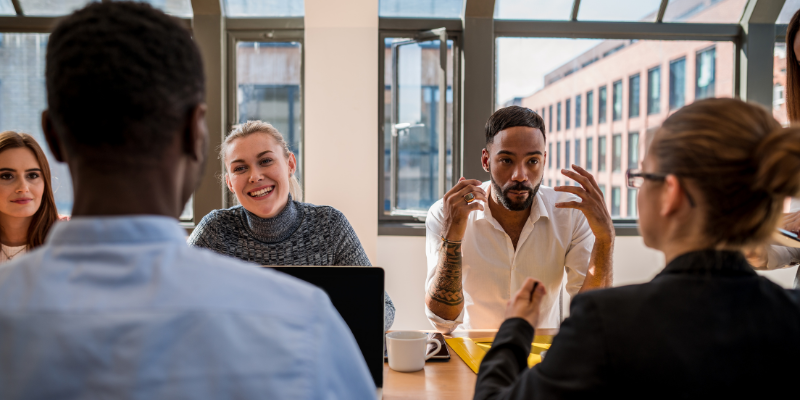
left=268, top=266, right=385, bottom=387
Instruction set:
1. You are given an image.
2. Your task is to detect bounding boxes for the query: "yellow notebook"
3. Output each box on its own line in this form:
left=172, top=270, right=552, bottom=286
left=445, top=335, right=553, bottom=374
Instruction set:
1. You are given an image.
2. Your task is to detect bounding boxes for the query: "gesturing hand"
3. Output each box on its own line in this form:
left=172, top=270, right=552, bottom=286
left=441, top=177, right=487, bottom=241
left=554, top=165, right=615, bottom=243
left=505, top=278, right=547, bottom=328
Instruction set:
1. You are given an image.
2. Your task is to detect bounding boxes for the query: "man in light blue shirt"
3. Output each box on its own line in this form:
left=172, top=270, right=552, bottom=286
left=0, top=3, right=375, bottom=399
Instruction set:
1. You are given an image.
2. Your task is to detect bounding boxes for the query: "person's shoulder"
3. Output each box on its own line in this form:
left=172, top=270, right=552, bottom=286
left=296, top=201, right=349, bottom=226
left=196, top=206, right=243, bottom=226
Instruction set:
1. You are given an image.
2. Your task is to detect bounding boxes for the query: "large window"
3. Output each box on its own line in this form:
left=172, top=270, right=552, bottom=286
left=598, top=135, right=607, bottom=172
left=669, top=56, right=686, bottom=110
left=612, top=80, right=623, bottom=121
left=612, top=133, right=622, bottom=172
left=586, top=137, right=593, bottom=170
left=629, top=73, right=640, bottom=118
left=586, top=90, right=594, bottom=126
left=628, top=131, right=640, bottom=169
left=647, top=66, right=661, bottom=115
left=599, top=85, right=608, bottom=123
left=696, top=46, right=716, bottom=100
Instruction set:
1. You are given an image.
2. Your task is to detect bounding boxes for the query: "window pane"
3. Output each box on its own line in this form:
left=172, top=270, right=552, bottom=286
left=627, top=188, right=637, bottom=217
left=379, top=0, right=462, bottom=18
left=556, top=141, right=561, bottom=169
left=115, top=0, right=192, bottom=16
left=383, top=38, right=454, bottom=213
left=586, top=90, right=594, bottom=126
left=548, top=104, right=553, bottom=132
left=612, top=80, right=622, bottom=121
left=565, top=140, right=571, bottom=168
left=775, top=43, right=788, bottom=125
left=556, top=101, right=562, bottom=131
left=578, top=0, right=661, bottom=22
left=599, top=86, right=607, bottom=123
left=548, top=142, right=553, bottom=169
left=586, top=137, right=593, bottom=170
left=565, top=98, right=571, bottom=130
left=612, top=134, right=622, bottom=172
left=611, top=186, right=621, bottom=216
left=495, top=0, right=572, bottom=20
left=695, top=46, right=715, bottom=100
left=225, top=0, right=303, bottom=17
left=18, top=0, right=94, bottom=16
left=648, top=66, right=661, bottom=115
left=575, top=94, right=581, bottom=128
left=0, top=33, right=74, bottom=215
left=629, top=74, right=640, bottom=118
left=574, top=139, right=581, bottom=167
left=628, top=131, right=639, bottom=169
left=0, top=0, right=14, bottom=15
left=237, top=42, right=303, bottom=190
left=669, top=57, right=686, bottom=110
left=598, top=136, right=607, bottom=172
left=664, top=0, right=748, bottom=24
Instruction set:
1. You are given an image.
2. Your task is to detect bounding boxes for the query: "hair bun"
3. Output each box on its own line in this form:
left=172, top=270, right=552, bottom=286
left=752, top=126, right=800, bottom=198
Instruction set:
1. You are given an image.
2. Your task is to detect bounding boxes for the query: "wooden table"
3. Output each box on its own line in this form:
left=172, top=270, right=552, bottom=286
left=382, top=328, right=558, bottom=399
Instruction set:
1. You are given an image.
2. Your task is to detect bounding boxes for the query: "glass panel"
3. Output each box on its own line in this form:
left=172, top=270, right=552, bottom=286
left=497, top=37, right=734, bottom=219
left=236, top=42, right=303, bottom=190
left=775, top=43, right=788, bottom=125
left=379, top=0, right=462, bottom=18
left=0, top=34, right=74, bottom=215
left=225, top=0, right=304, bottom=17
left=565, top=98, right=571, bottom=130
left=116, top=0, right=193, bottom=17
left=548, top=105, right=553, bottom=132
left=0, top=0, right=15, bottom=15
left=556, top=101, right=562, bottom=131
left=611, top=186, right=621, bottom=216
left=664, top=0, right=748, bottom=24
left=574, top=139, right=581, bottom=167
left=384, top=38, right=454, bottom=213
left=778, top=0, right=800, bottom=24
left=19, top=0, right=95, bottom=16
left=575, top=94, right=581, bottom=128
left=556, top=141, right=561, bottom=169
left=627, top=188, right=638, bottom=217
left=577, top=0, right=661, bottom=22
left=695, top=46, right=715, bottom=100
left=494, top=0, right=572, bottom=21
left=565, top=140, right=571, bottom=168
left=548, top=143, right=552, bottom=169
left=628, top=131, right=639, bottom=169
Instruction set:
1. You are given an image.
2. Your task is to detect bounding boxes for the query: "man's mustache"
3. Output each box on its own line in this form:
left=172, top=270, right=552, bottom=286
left=503, top=182, right=533, bottom=193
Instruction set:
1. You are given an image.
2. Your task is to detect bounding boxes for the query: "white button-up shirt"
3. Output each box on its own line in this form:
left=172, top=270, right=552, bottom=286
left=425, top=182, right=594, bottom=332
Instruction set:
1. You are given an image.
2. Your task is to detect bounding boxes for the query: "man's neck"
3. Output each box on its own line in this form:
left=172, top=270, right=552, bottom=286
left=487, top=185, right=532, bottom=233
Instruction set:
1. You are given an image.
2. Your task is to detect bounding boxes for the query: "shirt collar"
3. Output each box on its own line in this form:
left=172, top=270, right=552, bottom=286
left=46, top=216, right=188, bottom=246
left=476, top=181, right=549, bottom=229
left=655, top=249, right=756, bottom=279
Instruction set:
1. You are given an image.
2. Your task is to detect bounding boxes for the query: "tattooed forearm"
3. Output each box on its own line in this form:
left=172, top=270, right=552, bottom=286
left=426, top=241, right=465, bottom=320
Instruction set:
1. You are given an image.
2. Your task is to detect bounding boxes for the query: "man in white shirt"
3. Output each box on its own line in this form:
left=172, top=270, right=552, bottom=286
left=0, top=3, right=374, bottom=399
left=425, top=106, right=614, bottom=332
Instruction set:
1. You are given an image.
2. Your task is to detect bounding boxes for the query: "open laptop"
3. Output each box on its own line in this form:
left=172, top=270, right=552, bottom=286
left=266, top=266, right=385, bottom=398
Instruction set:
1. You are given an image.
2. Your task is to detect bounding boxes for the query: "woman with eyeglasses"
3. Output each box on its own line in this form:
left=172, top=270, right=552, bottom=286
left=473, top=98, right=800, bottom=399
left=745, top=7, right=800, bottom=285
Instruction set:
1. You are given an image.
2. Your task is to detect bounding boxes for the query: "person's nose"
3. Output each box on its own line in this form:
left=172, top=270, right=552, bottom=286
left=248, top=169, right=265, bottom=184
left=15, top=180, right=29, bottom=194
left=511, top=163, right=528, bottom=183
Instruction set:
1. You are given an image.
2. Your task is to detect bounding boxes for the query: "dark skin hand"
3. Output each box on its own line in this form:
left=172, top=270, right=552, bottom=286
left=41, top=105, right=209, bottom=218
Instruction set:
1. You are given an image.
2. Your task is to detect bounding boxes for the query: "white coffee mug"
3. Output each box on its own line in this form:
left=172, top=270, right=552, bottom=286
left=386, top=331, right=442, bottom=372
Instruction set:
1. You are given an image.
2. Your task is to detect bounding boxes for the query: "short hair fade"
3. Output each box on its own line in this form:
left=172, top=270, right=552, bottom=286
left=485, top=106, right=546, bottom=146
left=45, top=2, right=205, bottom=162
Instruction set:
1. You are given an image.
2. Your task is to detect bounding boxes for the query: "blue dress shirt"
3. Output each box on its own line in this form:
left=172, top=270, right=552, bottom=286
left=0, top=216, right=375, bottom=399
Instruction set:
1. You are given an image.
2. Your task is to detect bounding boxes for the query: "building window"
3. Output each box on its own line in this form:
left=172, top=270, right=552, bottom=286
left=627, top=188, right=638, bottom=218
left=541, top=107, right=545, bottom=119
left=556, top=179, right=561, bottom=187
left=611, top=186, right=621, bottom=217
left=669, top=57, right=686, bottom=110
left=629, top=73, right=640, bottom=118
left=598, top=135, right=607, bottom=172
left=557, top=101, right=562, bottom=131
left=612, top=80, right=622, bottom=121
left=548, top=142, right=553, bottom=169
left=566, top=98, right=571, bottom=130
left=599, top=85, right=607, bottom=123
left=549, top=104, right=553, bottom=132
left=628, top=131, right=639, bottom=169
left=599, top=184, right=606, bottom=200
left=586, top=90, right=594, bottom=126
left=556, top=141, right=561, bottom=169
left=695, top=46, right=715, bottom=100
left=565, top=140, right=571, bottom=168
left=548, top=179, right=552, bottom=187
left=575, top=94, right=581, bottom=128
left=574, top=139, right=581, bottom=168
left=612, top=134, right=622, bottom=172
left=586, top=137, right=593, bottom=170
left=775, top=83, right=786, bottom=109
left=648, top=66, right=661, bottom=115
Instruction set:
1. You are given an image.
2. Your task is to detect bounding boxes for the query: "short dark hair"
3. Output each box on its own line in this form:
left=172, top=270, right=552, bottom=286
left=485, top=106, right=546, bottom=146
left=45, top=1, right=205, bottom=162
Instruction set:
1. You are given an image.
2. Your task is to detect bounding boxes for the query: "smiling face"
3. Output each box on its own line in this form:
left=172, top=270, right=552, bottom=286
left=481, top=126, right=546, bottom=211
left=224, top=132, right=296, bottom=219
left=0, top=147, right=45, bottom=220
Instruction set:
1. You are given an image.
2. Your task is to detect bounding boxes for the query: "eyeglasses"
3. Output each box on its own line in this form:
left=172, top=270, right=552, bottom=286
left=626, top=168, right=696, bottom=207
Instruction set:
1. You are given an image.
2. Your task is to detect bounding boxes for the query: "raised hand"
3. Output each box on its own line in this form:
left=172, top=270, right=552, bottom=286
left=440, top=177, right=487, bottom=241
left=504, top=278, right=547, bottom=328
left=554, top=165, right=614, bottom=243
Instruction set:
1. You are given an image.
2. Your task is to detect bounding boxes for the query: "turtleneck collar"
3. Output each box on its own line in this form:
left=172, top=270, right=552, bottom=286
left=241, top=194, right=303, bottom=243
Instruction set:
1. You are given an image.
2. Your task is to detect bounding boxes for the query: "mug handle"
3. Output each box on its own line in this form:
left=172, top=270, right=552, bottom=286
left=424, top=339, right=442, bottom=361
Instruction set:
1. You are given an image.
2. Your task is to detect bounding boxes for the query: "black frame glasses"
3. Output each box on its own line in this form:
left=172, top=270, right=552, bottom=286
left=626, top=168, right=695, bottom=207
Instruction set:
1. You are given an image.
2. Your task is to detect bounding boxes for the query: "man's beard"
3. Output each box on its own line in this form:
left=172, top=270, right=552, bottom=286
left=490, top=175, right=541, bottom=211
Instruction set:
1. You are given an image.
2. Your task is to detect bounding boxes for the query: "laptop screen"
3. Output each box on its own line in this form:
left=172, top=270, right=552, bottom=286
left=269, top=266, right=385, bottom=387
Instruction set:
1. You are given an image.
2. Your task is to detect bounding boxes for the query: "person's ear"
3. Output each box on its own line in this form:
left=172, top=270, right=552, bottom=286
left=481, top=147, right=490, bottom=172
left=184, top=104, right=208, bottom=162
left=660, top=175, right=683, bottom=217
left=224, top=173, right=234, bottom=193
left=288, top=153, right=297, bottom=175
left=41, top=110, right=66, bottom=163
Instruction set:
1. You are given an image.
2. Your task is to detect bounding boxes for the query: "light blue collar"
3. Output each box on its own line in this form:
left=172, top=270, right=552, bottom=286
left=46, top=216, right=187, bottom=245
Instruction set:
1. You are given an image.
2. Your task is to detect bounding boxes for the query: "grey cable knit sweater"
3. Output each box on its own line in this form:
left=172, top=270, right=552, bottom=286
left=188, top=198, right=395, bottom=331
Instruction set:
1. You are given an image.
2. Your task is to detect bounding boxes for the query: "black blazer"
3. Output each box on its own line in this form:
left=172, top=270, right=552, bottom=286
left=474, top=250, right=800, bottom=399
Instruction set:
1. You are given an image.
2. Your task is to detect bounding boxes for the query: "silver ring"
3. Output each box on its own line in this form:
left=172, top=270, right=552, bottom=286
left=464, top=193, right=475, bottom=204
